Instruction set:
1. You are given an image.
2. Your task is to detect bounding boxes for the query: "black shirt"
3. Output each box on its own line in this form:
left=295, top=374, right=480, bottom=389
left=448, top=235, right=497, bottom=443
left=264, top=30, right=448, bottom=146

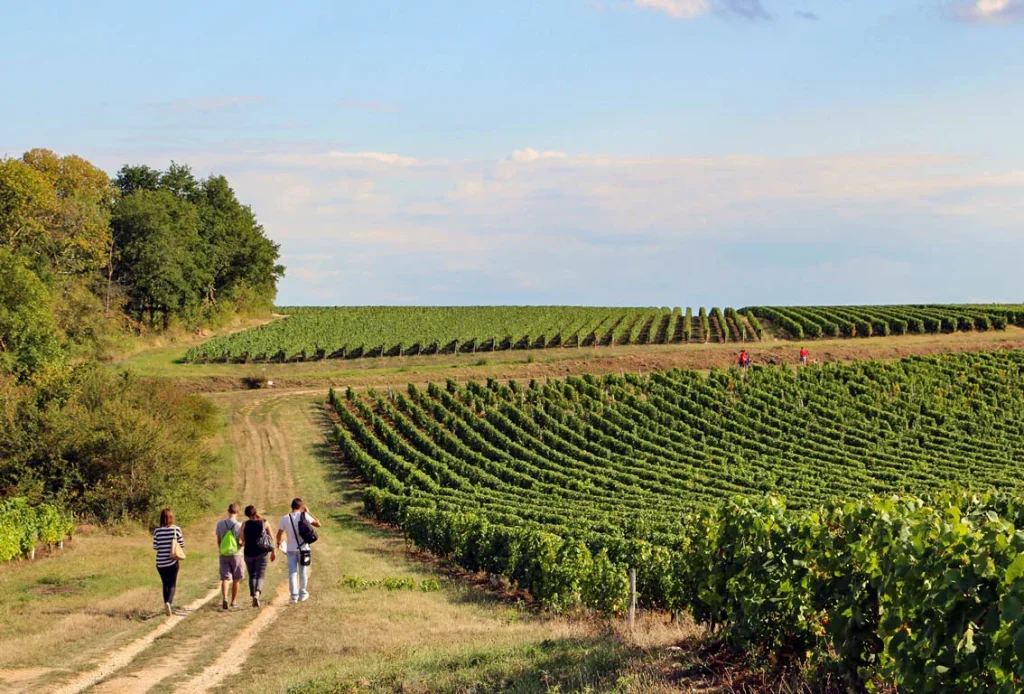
left=243, top=519, right=268, bottom=556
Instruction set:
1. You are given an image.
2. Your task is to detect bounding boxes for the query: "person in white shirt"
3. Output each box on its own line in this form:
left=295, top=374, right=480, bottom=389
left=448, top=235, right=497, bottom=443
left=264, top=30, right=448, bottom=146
left=275, top=497, right=322, bottom=603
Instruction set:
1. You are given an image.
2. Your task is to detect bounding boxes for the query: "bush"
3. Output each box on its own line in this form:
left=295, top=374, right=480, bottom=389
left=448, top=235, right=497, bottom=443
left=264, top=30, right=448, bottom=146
left=0, top=364, right=218, bottom=525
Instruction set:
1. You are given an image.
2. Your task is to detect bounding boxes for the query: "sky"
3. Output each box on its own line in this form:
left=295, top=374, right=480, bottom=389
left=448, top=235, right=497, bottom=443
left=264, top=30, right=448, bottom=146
left=1, top=0, right=1023, bottom=307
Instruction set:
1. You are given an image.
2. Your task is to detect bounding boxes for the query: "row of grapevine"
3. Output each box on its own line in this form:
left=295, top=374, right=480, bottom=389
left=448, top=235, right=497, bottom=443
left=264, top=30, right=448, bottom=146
left=185, top=305, right=763, bottom=362
left=748, top=304, right=1024, bottom=340
left=327, top=349, right=1024, bottom=687
left=0, top=499, right=72, bottom=562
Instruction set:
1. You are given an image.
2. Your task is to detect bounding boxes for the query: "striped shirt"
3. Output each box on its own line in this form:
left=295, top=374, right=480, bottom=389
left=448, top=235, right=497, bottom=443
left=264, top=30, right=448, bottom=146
left=153, top=525, right=184, bottom=568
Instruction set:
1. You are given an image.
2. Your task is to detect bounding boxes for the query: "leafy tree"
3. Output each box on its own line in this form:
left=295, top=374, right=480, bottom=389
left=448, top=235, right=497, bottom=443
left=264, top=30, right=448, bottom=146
left=114, top=164, right=161, bottom=198
left=160, top=161, right=200, bottom=202
left=0, top=151, right=114, bottom=278
left=0, top=249, right=61, bottom=377
left=196, top=175, right=283, bottom=308
left=18, top=149, right=114, bottom=276
left=0, top=159, right=58, bottom=270
left=111, top=189, right=210, bottom=327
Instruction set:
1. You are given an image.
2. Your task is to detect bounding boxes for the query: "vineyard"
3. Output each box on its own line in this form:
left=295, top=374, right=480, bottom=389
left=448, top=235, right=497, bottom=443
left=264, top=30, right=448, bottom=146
left=749, top=303, right=1024, bottom=340
left=329, top=350, right=1024, bottom=688
left=184, top=304, right=1024, bottom=363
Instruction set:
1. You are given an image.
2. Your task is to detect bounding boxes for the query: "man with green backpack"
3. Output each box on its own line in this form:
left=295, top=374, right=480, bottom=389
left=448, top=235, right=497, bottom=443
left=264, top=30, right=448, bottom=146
left=216, top=504, right=244, bottom=610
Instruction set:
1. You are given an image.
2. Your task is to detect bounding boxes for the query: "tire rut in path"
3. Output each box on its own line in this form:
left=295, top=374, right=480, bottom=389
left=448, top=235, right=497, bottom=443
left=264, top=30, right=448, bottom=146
left=172, top=582, right=291, bottom=694
left=50, top=588, right=221, bottom=694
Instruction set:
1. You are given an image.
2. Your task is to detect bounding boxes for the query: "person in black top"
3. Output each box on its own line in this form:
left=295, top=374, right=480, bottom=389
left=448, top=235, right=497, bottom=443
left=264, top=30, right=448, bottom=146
left=239, top=505, right=276, bottom=607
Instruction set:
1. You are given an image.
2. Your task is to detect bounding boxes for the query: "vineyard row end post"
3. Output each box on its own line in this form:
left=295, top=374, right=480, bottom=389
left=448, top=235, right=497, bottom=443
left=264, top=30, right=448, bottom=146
left=628, top=567, right=637, bottom=630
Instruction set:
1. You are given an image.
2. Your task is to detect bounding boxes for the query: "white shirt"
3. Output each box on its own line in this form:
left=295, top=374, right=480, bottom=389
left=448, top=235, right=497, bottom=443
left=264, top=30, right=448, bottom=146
left=277, top=511, right=314, bottom=552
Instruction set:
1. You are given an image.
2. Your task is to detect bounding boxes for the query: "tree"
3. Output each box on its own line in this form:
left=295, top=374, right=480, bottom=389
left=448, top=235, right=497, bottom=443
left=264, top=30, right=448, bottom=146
left=0, top=151, right=114, bottom=278
left=111, top=189, right=210, bottom=327
left=114, top=164, right=161, bottom=198
left=0, top=249, right=61, bottom=377
left=160, top=161, right=200, bottom=202
left=20, top=149, right=115, bottom=277
left=196, top=175, right=283, bottom=308
left=0, top=159, right=58, bottom=270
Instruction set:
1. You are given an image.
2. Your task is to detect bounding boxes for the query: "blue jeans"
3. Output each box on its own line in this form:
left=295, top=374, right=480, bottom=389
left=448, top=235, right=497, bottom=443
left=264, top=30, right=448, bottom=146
left=286, top=551, right=310, bottom=600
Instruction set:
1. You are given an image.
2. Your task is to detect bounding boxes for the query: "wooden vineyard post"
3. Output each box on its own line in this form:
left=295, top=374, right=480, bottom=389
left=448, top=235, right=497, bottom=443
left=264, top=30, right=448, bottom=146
left=628, top=567, right=637, bottom=630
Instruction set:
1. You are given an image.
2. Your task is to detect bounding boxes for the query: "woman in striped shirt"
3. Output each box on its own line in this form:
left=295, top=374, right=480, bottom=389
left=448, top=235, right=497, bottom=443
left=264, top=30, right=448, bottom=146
left=152, top=508, right=185, bottom=616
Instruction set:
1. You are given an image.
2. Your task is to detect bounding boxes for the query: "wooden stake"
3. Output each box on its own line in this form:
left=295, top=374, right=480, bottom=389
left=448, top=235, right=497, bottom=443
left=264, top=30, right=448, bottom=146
left=628, top=567, right=637, bottom=630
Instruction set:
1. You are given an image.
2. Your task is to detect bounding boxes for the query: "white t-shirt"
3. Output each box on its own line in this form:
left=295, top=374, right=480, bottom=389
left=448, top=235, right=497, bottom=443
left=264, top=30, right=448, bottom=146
left=277, top=511, right=314, bottom=552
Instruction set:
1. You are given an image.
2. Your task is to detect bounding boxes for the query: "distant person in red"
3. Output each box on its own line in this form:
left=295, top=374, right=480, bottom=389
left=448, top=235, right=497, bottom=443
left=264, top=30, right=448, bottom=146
left=738, top=350, right=751, bottom=369
left=799, top=347, right=809, bottom=365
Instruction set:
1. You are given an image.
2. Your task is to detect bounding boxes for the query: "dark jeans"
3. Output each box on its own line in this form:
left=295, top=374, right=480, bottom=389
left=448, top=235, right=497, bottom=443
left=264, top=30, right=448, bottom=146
left=245, top=553, right=270, bottom=596
left=157, top=562, right=179, bottom=605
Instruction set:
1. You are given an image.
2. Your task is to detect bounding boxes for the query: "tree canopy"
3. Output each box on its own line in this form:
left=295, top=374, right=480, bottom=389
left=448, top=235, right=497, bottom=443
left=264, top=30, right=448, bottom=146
left=0, top=149, right=284, bottom=375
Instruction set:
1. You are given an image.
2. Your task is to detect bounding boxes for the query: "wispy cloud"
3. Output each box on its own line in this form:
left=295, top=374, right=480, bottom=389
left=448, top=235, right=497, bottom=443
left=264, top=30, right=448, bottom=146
left=795, top=9, right=819, bottom=20
left=91, top=143, right=1024, bottom=305
left=633, top=0, right=710, bottom=19
left=631, top=0, right=770, bottom=20
left=144, top=95, right=269, bottom=113
left=719, top=0, right=772, bottom=20
left=953, top=0, right=1024, bottom=22
left=337, top=99, right=401, bottom=113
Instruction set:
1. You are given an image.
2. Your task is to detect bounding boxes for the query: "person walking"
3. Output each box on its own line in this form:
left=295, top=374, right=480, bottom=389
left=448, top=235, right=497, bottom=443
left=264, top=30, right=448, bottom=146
left=276, top=498, right=322, bottom=604
left=153, top=508, right=185, bottom=616
left=216, top=504, right=244, bottom=610
left=240, top=505, right=276, bottom=607
left=799, top=346, right=809, bottom=365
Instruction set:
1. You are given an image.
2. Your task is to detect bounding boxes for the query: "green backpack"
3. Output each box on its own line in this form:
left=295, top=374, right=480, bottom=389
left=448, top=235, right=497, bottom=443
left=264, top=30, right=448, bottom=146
left=219, top=522, right=239, bottom=556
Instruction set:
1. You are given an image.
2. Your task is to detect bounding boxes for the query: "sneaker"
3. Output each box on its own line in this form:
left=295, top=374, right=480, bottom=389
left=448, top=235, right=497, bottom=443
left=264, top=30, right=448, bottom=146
left=252, top=595, right=260, bottom=608
left=299, top=594, right=310, bottom=602
left=230, top=602, right=237, bottom=609
left=289, top=597, right=298, bottom=604
left=222, top=598, right=229, bottom=610
left=165, top=602, right=173, bottom=616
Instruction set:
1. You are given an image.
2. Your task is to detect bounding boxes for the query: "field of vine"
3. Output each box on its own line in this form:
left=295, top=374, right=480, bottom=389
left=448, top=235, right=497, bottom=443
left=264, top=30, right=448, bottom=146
left=330, top=350, right=1024, bottom=688
left=184, top=304, right=1024, bottom=363
left=749, top=303, right=1024, bottom=339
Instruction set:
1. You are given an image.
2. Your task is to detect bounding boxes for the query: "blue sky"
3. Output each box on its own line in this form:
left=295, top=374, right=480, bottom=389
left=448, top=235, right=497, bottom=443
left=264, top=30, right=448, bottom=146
left=2, top=0, right=1023, bottom=307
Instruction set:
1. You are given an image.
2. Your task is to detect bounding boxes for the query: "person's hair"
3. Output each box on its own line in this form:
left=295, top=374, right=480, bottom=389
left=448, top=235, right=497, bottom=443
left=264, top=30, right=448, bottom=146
left=160, top=508, right=174, bottom=527
left=228, top=503, right=240, bottom=515
left=244, top=505, right=259, bottom=519
left=291, top=498, right=303, bottom=510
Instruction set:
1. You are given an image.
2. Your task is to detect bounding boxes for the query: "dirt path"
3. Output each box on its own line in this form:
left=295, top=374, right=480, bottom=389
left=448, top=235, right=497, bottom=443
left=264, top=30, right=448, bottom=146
left=51, top=588, right=221, bottom=694
left=53, top=391, right=305, bottom=693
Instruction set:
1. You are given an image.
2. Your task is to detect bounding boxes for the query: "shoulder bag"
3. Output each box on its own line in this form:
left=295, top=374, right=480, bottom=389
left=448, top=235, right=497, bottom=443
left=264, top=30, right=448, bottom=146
left=170, top=528, right=186, bottom=561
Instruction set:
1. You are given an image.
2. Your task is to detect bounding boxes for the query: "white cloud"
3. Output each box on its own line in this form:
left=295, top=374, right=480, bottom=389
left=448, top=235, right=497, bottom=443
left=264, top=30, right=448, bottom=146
left=327, top=151, right=418, bottom=167
left=85, top=142, right=1024, bottom=303
left=976, top=0, right=1010, bottom=15
left=955, top=0, right=1024, bottom=21
left=633, top=0, right=711, bottom=19
left=510, top=148, right=568, bottom=162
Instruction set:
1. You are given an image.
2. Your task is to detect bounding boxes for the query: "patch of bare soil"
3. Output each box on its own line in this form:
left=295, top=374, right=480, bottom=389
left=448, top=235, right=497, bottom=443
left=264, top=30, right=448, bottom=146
left=89, top=640, right=203, bottom=694
left=0, top=667, right=63, bottom=693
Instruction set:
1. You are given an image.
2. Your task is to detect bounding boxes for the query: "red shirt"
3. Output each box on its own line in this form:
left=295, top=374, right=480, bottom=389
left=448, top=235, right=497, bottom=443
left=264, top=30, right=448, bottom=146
left=800, top=348, right=809, bottom=358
